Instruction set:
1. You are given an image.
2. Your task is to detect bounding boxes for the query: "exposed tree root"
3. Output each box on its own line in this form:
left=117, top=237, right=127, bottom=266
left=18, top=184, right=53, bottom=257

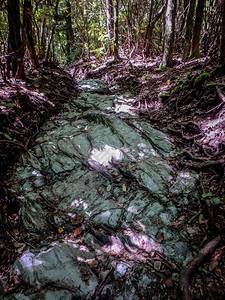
left=180, top=236, right=222, bottom=300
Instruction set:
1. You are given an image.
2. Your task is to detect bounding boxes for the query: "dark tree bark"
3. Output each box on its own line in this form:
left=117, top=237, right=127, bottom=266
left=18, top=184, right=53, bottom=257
left=45, top=0, right=60, bottom=62
left=179, top=0, right=190, bottom=34
left=220, top=0, right=225, bottom=64
left=7, top=0, right=25, bottom=78
left=114, top=0, right=119, bottom=61
left=162, top=0, right=177, bottom=67
left=145, top=4, right=166, bottom=57
left=65, top=0, right=74, bottom=56
left=106, top=0, right=114, bottom=55
left=23, top=0, right=39, bottom=68
left=144, top=0, right=154, bottom=57
left=182, top=0, right=196, bottom=61
left=190, top=0, right=205, bottom=58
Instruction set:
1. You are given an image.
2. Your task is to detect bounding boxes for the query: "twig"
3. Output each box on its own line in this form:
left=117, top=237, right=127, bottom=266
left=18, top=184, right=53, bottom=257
left=94, top=267, right=114, bottom=297
left=205, top=86, right=225, bottom=114
left=180, top=236, right=222, bottom=300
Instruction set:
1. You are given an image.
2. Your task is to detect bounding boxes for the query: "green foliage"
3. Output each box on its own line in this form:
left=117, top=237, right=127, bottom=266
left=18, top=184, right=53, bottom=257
left=201, top=192, right=221, bottom=205
left=193, top=72, right=211, bottom=87
left=171, top=84, right=183, bottom=95
left=159, top=63, right=169, bottom=71
left=0, top=131, right=12, bottom=140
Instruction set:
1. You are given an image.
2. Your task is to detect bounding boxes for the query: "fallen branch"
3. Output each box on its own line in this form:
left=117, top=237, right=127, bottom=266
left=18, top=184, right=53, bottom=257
left=94, top=267, right=114, bottom=297
left=181, top=158, right=225, bottom=170
left=180, top=236, right=222, bottom=300
left=0, top=140, right=27, bottom=152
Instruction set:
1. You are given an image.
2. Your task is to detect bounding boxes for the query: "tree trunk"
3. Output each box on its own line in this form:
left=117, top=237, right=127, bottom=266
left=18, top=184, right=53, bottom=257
left=162, top=0, right=177, bottom=67
left=114, top=0, right=119, bottom=61
left=45, top=0, right=59, bottom=62
left=144, top=0, right=154, bottom=57
left=179, top=0, right=190, bottom=34
left=106, top=0, right=114, bottom=55
left=65, top=0, right=74, bottom=56
left=7, top=0, right=25, bottom=78
left=220, top=0, right=225, bottom=65
left=190, top=0, right=205, bottom=58
left=182, top=0, right=196, bottom=60
left=23, top=0, right=39, bottom=68
left=145, top=4, right=166, bottom=58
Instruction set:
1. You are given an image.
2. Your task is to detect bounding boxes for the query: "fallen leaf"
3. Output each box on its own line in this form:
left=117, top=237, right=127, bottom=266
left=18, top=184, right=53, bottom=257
left=70, top=215, right=84, bottom=225
left=122, top=184, right=127, bottom=192
left=165, top=279, right=173, bottom=288
left=209, top=261, right=218, bottom=271
left=106, top=184, right=112, bottom=192
left=141, top=239, right=147, bottom=250
left=98, top=187, right=104, bottom=195
left=58, top=227, right=64, bottom=233
left=74, top=226, right=83, bottom=237
left=13, top=241, right=23, bottom=248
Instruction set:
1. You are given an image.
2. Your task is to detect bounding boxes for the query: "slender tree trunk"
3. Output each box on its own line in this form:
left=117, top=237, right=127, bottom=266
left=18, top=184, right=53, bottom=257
left=182, top=0, right=196, bottom=60
left=65, top=0, right=74, bottom=56
left=7, top=0, right=25, bottom=78
left=220, top=0, right=225, bottom=65
left=114, top=0, right=119, bottom=61
left=145, top=4, right=166, bottom=57
left=144, top=0, right=154, bottom=57
left=179, top=0, right=190, bottom=34
left=162, top=0, right=177, bottom=67
left=190, top=0, right=205, bottom=58
left=106, top=0, right=114, bottom=55
left=40, top=17, right=47, bottom=60
left=23, top=0, right=39, bottom=68
left=45, top=0, right=59, bottom=62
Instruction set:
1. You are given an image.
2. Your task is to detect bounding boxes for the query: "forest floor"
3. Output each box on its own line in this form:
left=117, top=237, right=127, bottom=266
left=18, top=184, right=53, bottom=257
left=0, top=56, right=225, bottom=299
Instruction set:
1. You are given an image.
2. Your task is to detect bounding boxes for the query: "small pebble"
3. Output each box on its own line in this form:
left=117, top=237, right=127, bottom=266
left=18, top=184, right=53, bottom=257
left=154, top=260, right=162, bottom=271
left=165, top=278, right=173, bottom=288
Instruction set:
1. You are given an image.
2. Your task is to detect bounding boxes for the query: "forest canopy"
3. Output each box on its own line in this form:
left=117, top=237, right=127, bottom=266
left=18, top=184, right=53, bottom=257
left=0, top=0, right=225, bottom=79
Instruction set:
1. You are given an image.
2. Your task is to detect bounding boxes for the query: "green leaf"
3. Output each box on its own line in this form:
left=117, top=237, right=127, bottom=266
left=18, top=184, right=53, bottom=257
left=211, top=198, right=220, bottom=205
left=198, top=214, right=204, bottom=222
left=106, top=185, right=112, bottom=192
left=198, top=267, right=208, bottom=274
left=122, top=184, right=127, bottom=192
left=4, top=103, right=14, bottom=107
left=4, top=134, right=12, bottom=140
left=201, top=192, right=212, bottom=199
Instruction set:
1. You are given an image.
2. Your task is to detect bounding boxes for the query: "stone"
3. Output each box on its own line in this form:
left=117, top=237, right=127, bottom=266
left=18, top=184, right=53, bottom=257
left=154, top=261, right=162, bottom=271
left=7, top=80, right=200, bottom=299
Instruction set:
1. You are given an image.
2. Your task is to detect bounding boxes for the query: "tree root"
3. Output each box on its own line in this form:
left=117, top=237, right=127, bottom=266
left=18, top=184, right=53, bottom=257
left=180, top=236, right=222, bottom=300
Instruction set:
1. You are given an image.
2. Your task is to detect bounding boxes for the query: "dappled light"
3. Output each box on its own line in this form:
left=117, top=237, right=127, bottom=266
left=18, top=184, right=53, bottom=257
left=89, top=145, right=123, bottom=167
left=1, top=0, right=225, bottom=298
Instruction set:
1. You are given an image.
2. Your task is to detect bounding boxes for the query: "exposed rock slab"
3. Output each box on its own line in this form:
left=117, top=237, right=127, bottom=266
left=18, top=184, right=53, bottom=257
left=6, top=80, right=200, bottom=299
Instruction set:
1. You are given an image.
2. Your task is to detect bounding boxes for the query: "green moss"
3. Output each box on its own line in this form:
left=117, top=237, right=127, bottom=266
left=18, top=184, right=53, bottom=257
left=193, top=72, right=211, bottom=87
left=171, top=84, right=183, bottom=95
left=158, top=92, right=170, bottom=98
left=159, top=63, right=169, bottom=71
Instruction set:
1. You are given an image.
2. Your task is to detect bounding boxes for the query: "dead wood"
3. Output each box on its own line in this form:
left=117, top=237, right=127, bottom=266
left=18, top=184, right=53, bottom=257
left=180, top=236, right=222, bottom=300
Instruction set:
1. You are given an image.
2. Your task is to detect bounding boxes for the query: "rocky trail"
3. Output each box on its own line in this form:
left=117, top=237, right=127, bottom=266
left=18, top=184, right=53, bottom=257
left=0, top=59, right=225, bottom=299
left=0, top=77, right=209, bottom=299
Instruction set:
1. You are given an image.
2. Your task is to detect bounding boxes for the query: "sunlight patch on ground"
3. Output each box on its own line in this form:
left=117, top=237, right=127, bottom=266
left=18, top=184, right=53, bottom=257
left=88, top=145, right=123, bottom=167
left=101, top=227, right=164, bottom=263
left=114, top=95, right=136, bottom=115
left=198, top=113, right=225, bottom=149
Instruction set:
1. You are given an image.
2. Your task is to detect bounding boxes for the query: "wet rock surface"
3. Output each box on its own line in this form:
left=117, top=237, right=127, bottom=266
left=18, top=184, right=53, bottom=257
left=5, top=80, right=200, bottom=299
